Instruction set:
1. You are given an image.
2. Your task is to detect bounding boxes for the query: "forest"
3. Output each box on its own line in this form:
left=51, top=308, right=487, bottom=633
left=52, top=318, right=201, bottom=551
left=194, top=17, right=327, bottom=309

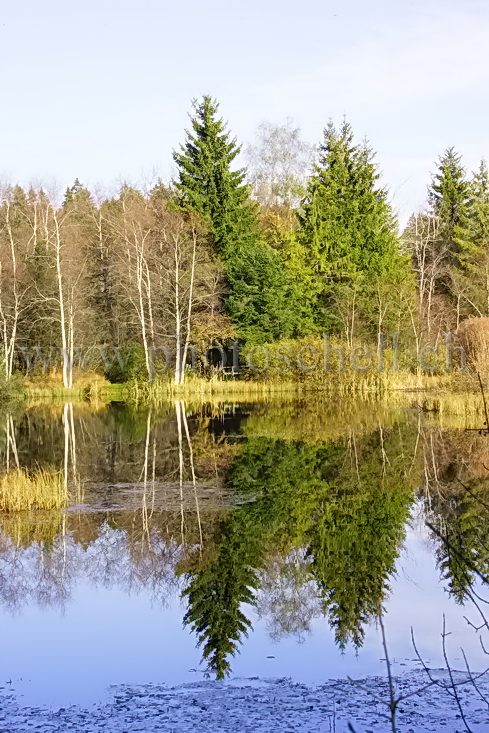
left=1, top=95, right=487, bottom=389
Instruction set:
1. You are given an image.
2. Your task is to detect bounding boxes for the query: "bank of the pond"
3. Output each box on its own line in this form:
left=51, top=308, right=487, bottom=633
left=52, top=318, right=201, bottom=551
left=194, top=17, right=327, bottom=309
left=1, top=672, right=488, bottom=733
left=9, top=363, right=481, bottom=404
left=21, top=374, right=126, bottom=402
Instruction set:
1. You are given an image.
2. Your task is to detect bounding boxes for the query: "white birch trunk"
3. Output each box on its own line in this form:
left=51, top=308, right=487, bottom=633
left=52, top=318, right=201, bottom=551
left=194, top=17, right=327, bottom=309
left=53, top=211, right=72, bottom=388
left=179, top=227, right=197, bottom=385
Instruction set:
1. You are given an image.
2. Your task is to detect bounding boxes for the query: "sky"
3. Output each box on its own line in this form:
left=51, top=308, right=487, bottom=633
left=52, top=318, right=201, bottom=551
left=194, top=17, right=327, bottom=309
left=1, top=0, right=488, bottom=226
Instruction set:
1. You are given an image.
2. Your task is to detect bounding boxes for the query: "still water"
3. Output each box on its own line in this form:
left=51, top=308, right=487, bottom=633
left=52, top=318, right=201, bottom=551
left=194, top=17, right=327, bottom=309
left=1, top=396, right=488, bottom=709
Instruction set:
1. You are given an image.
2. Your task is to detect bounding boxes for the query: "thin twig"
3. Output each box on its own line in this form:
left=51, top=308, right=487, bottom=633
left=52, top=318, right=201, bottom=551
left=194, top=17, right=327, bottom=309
left=441, top=614, right=473, bottom=733
left=379, top=612, right=397, bottom=733
left=461, top=647, right=489, bottom=709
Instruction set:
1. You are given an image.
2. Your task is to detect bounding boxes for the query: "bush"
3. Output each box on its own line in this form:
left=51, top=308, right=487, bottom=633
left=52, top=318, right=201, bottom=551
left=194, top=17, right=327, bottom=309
left=105, top=344, right=149, bottom=382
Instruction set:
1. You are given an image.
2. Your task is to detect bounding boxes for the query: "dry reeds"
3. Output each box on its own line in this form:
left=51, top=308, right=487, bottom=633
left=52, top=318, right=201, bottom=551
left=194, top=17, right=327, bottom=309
left=23, top=370, right=124, bottom=401
left=0, top=468, right=67, bottom=513
left=126, top=376, right=304, bottom=405
left=456, top=317, right=489, bottom=374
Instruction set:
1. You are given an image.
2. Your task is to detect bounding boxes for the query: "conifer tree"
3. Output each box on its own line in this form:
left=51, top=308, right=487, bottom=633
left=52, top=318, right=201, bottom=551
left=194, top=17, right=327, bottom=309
left=455, top=159, right=489, bottom=316
left=300, top=121, right=400, bottom=278
left=429, top=147, right=469, bottom=245
left=427, top=149, right=472, bottom=323
left=182, top=527, right=258, bottom=679
left=173, top=96, right=297, bottom=343
left=173, top=96, right=254, bottom=255
left=299, top=120, right=412, bottom=337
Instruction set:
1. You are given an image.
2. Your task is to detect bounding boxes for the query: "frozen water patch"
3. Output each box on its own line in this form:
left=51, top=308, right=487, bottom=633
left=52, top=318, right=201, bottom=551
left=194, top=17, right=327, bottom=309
left=1, top=671, right=489, bottom=732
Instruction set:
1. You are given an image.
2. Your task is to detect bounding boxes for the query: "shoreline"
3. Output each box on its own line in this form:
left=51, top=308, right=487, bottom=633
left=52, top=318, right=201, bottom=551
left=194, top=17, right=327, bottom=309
left=2, top=671, right=488, bottom=732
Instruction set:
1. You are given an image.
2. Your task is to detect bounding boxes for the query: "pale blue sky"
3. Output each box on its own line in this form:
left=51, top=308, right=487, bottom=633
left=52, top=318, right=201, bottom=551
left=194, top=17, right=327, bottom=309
left=1, top=0, right=488, bottom=225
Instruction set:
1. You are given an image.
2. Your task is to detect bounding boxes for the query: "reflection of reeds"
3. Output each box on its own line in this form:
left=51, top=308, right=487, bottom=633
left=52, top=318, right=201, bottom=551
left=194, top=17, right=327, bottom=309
left=0, top=511, right=64, bottom=547
left=0, top=468, right=66, bottom=512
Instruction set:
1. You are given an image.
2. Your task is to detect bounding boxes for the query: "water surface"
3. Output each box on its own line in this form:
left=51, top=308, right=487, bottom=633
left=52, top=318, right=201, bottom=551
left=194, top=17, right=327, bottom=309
left=1, top=396, right=488, bottom=708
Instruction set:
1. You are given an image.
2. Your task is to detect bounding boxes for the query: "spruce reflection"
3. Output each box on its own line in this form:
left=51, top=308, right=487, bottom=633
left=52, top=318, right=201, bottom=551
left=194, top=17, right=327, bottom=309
left=181, top=426, right=416, bottom=678
left=421, top=428, right=489, bottom=602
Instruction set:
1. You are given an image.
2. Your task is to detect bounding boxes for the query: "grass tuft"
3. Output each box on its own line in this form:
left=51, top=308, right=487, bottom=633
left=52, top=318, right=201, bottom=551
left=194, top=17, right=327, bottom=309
left=0, top=468, right=67, bottom=513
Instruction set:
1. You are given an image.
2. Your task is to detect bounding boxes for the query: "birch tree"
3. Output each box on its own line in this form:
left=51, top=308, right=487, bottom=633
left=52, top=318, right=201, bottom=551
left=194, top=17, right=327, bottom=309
left=108, top=188, right=156, bottom=380
left=150, top=194, right=224, bottom=384
left=31, top=190, right=93, bottom=388
left=0, top=187, right=30, bottom=379
left=403, top=214, right=449, bottom=336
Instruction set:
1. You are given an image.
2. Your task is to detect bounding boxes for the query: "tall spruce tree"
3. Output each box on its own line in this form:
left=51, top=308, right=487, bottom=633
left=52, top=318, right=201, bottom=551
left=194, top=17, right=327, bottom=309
left=427, top=148, right=471, bottom=323
left=299, top=120, right=412, bottom=337
left=455, top=159, right=489, bottom=316
left=173, top=96, right=253, bottom=254
left=300, top=121, right=401, bottom=278
left=173, top=96, right=297, bottom=343
left=429, top=147, right=469, bottom=245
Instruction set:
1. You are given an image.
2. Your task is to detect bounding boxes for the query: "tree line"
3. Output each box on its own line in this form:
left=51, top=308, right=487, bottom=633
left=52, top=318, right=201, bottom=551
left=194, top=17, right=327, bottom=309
left=1, top=95, right=487, bottom=385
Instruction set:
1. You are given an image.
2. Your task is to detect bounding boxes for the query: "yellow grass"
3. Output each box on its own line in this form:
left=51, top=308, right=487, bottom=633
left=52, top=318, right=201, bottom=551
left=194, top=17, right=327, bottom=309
left=124, top=376, right=304, bottom=405
left=0, top=468, right=67, bottom=513
left=23, top=370, right=125, bottom=401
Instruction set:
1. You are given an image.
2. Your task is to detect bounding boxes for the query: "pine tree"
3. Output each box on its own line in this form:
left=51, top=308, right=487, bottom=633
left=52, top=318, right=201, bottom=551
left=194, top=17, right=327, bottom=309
left=455, top=159, right=489, bottom=316
left=182, top=529, right=258, bottom=679
left=63, top=178, right=87, bottom=208
left=427, top=149, right=474, bottom=325
left=429, top=147, right=469, bottom=245
left=173, top=96, right=297, bottom=343
left=173, top=96, right=253, bottom=255
left=299, top=120, right=412, bottom=337
left=300, top=121, right=400, bottom=278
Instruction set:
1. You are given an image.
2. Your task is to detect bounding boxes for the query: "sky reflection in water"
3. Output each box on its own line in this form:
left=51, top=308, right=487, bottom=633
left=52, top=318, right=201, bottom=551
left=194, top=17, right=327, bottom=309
left=0, top=398, right=488, bottom=708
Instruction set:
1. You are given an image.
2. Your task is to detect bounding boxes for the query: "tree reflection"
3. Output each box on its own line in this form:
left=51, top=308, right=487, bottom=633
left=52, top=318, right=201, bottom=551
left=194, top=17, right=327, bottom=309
left=4, top=400, right=489, bottom=683
left=421, top=428, right=489, bottom=602
left=256, top=549, right=320, bottom=642
left=181, top=425, right=417, bottom=677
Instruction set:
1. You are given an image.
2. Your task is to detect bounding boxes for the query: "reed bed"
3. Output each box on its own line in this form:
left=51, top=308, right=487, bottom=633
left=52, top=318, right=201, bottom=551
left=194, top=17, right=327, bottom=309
left=0, top=468, right=67, bottom=513
left=23, top=371, right=125, bottom=401
left=125, top=376, right=304, bottom=405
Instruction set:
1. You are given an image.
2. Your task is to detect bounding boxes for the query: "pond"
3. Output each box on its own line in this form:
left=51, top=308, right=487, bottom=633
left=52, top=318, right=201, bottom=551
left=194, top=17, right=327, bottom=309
left=1, top=396, right=489, bottom=725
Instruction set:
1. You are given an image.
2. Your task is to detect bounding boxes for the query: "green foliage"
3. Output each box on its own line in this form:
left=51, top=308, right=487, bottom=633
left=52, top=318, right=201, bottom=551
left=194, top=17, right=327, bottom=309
left=298, top=120, right=413, bottom=337
left=182, top=424, right=416, bottom=677
left=261, top=214, right=321, bottom=336
left=173, top=96, right=251, bottom=253
left=429, top=147, right=469, bottom=245
left=182, top=521, right=259, bottom=679
left=455, top=159, right=489, bottom=316
left=300, top=121, right=399, bottom=278
left=223, top=240, right=296, bottom=343
left=105, top=344, right=149, bottom=383
left=173, top=96, right=296, bottom=344
left=309, top=428, right=415, bottom=647
left=427, top=476, right=489, bottom=603
left=0, top=368, right=23, bottom=404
